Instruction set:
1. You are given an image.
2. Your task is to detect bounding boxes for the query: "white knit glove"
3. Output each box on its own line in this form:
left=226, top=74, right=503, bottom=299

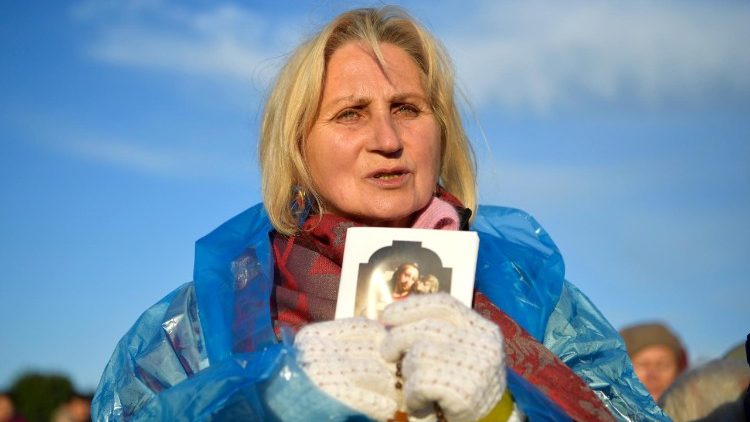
left=380, top=293, right=506, bottom=422
left=294, top=318, right=400, bottom=421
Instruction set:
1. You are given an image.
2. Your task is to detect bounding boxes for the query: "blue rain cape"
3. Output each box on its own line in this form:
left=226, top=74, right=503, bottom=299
left=92, top=204, right=668, bottom=421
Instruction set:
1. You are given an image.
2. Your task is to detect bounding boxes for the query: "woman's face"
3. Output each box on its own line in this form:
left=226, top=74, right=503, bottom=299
left=398, top=265, right=419, bottom=290
left=305, top=41, right=441, bottom=227
left=631, top=345, right=680, bottom=401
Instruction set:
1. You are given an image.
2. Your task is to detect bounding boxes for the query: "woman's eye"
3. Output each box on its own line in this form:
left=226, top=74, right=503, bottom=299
left=394, top=104, right=419, bottom=117
left=335, top=109, right=360, bottom=122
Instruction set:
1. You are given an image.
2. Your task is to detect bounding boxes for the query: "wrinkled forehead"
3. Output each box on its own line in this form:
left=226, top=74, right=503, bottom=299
left=324, top=39, right=427, bottom=92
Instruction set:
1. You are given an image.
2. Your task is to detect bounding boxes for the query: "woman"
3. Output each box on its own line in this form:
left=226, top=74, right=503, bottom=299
left=93, top=7, right=667, bottom=421
left=620, top=322, right=688, bottom=401
left=391, top=263, right=420, bottom=300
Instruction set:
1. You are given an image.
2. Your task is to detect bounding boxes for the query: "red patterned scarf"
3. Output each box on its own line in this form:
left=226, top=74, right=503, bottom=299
left=270, top=193, right=613, bottom=421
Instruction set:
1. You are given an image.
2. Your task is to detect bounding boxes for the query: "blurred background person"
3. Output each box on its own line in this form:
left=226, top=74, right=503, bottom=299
left=51, top=393, right=91, bottom=422
left=620, top=322, right=688, bottom=401
left=0, top=392, right=26, bottom=422
left=2, top=373, right=91, bottom=422
left=658, top=351, right=750, bottom=422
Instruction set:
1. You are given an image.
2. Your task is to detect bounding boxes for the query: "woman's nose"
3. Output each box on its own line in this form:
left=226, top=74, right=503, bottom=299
left=367, top=112, right=403, bottom=155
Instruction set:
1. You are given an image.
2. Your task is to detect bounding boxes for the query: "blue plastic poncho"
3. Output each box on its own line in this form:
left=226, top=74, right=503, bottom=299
left=92, top=204, right=668, bottom=421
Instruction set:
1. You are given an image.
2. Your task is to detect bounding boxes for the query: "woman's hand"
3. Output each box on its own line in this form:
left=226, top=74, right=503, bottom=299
left=380, top=293, right=507, bottom=422
left=294, top=318, right=400, bottom=421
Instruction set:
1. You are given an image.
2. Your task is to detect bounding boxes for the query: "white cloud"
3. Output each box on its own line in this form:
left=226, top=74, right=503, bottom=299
left=439, top=1, right=750, bottom=112
left=66, top=135, right=254, bottom=181
left=90, top=27, right=271, bottom=81
left=74, top=2, right=295, bottom=84
left=6, top=109, right=254, bottom=182
left=476, top=157, right=654, bottom=209
left=477, top=143, right=749, bottom=223
left=73, top=1, right=750, bottom=113
left=69, top=137, right=179, bottom=173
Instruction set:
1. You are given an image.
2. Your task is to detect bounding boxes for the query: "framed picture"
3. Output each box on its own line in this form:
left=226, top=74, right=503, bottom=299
left=335, top=227, right=479, bottom=320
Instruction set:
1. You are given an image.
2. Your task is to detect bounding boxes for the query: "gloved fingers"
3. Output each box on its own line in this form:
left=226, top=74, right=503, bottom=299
left=301, top=356, right=397, bottom=398
left=381, top=293, right=501, bottom=340
left=400, top=341, right=506, bottom=422
left=348, top=359, right=398, bottom=399
left=380, top=318, right=455, bottom=362
left=296, top=335, right=382, bottom=363
left=404, top=379, right=475, bottom=422
left=295, top=317, right=386, bottom=345
left=295, top=318, right=388, bottom=364
left=381, top=317, right=503, bottom=363
left=405, top=374, right=505, bottom=422
left=381, top=292, right=468, bottom=327
left=294, top=318, right=400, bottom=421
left=299, top=344, right=399, bottom=421
left=400, top=340, right=504, bottom=381
left=316, top=383, right=399, bottom=422
left=403, top=367, right=503, bottom=422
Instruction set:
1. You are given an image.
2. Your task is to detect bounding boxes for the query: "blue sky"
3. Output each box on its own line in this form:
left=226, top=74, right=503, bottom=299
left=1, top=1, right=748, bottom=392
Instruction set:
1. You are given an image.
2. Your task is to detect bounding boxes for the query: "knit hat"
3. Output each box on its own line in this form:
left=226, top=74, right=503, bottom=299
left=620, top=322, right=688, bottom=371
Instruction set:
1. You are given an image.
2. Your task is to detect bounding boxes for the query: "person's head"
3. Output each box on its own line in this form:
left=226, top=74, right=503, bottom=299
left=392, top=263, right=419, bottom=294
left=66, top=393, right=91, bottom=422
left=620, top=322, right=687, bottom=401
left=0, top=393, right=14, bottom=422
left=414, top=274, right=439, bottom=294
left=260, top=7, right=476, bottom=234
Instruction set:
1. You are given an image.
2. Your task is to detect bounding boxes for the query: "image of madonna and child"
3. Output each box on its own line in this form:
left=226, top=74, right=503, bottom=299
left=391, top=263, right=441, bottom=299
left=360, top=263, right=444, bottom=320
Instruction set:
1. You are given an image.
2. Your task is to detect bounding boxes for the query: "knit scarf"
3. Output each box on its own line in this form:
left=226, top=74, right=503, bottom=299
left=270, top=191, right=613, bottom=421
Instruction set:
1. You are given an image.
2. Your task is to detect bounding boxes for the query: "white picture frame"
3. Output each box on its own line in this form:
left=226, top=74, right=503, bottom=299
left=335, top=227, right=479, bottom=320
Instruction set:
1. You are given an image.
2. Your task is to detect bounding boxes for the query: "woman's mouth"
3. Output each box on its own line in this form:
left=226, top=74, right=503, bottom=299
left=374, top=172, right=403, bottom=180
left=369, top=169, right=410, bottom=187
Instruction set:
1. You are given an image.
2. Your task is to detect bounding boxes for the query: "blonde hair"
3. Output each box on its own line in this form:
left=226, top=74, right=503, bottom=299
left=418, top=274, right=440, bottom=293
left=260, top=7, right=476, bottom=235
